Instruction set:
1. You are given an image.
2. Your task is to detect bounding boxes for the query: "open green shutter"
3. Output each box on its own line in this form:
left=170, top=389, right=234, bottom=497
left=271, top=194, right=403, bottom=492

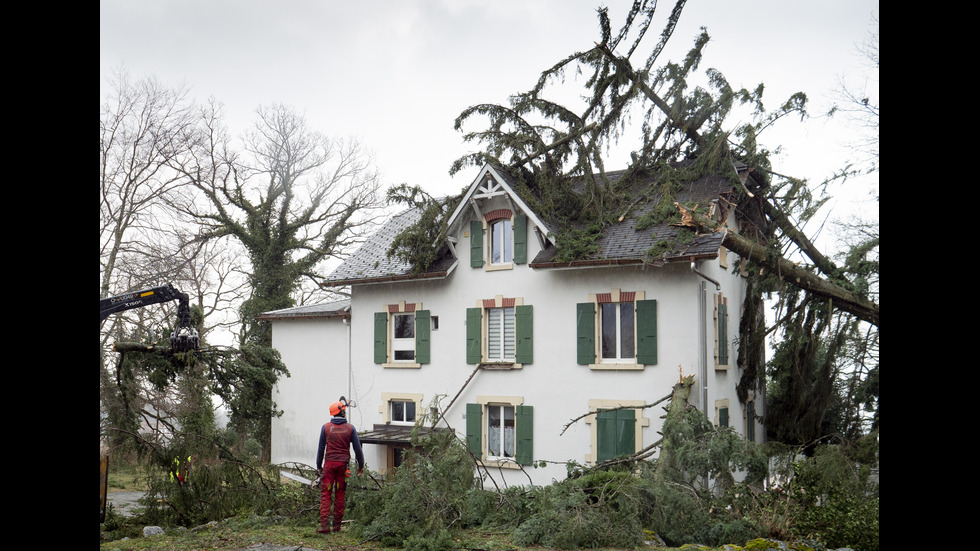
left=513, top=214, right=527, bottom=264
left=470, top=220, right=484, bottom=268
left=576, top=302, right=595, bottom=365
left=374, top=312, right=388, bottom=364
left=515, top=304, right=533, bottom=364
left=635, top=299, right=657, bottom=365
left=416, top=309, right=430, bottom=364
left=466, top=307, right=483, bottom=364
left=466, top=403, right=483, bottom=457
left=516, top=405, right=533, bottom=465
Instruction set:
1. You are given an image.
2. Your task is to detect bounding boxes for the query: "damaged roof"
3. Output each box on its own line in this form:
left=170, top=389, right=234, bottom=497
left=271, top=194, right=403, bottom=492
left=529, top=168, right=735, bottom=269
left=321, top=162, right=737, bottom=286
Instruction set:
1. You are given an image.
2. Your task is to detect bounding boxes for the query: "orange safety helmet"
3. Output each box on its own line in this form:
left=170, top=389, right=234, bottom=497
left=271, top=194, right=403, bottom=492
left=329, top=400, right=347, bottom=416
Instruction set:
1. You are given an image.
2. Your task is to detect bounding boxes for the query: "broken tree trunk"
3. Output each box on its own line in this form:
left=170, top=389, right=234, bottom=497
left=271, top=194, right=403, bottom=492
left=112, top=342, right=167, bottom=353
left=654, top=375, right=695, bottom=478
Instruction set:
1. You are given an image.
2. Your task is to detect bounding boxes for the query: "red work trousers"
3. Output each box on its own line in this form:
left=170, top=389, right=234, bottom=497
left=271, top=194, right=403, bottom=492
left=319, top=460, right=348, bottom=532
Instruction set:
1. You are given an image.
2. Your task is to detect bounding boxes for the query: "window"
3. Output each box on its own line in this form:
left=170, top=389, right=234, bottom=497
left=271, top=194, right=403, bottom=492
left=487, top=307, right=515, bottom=361
left=392, top=313, right=415, bottom=361
left=745, top=400, right=755, bottom=442
left=585, top=399, right=649, bottom=464
left=577, top=290, right=657, bottom=368
left=490, top=219, right=512, bottom=264
left=600, top=302, right=634, bottom=362
left=466, top=296, right=532, bottom=365
left=390, top=399, right=416, bottom=425
left=374, top=302, right=430, bottom=367
left=469, top=213, right=528, bottom=269
left=714, top=293, right=730, bottom=369
left=465, top=397, right=533, bottom=466
left=715, top=399, right=730, bottom=428
left=486, top=404, right=515, bottom=459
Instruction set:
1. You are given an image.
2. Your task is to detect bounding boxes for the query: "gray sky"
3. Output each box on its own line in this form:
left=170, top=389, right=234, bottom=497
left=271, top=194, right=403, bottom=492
left=101, top=0, right=878, bottom=240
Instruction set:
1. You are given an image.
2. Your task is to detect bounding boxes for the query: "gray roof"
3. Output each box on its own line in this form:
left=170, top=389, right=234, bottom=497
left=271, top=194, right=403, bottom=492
left=256, top=299, right=351, bottom=320
left=322, top=208, right=457, bottom=287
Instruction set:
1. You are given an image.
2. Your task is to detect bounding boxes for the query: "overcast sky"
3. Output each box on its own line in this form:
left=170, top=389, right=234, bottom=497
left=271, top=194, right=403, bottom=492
left=101, top=0, right=878, bottom=241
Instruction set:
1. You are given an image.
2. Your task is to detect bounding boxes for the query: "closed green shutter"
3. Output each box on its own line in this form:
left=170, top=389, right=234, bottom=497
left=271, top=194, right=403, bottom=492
left=719, top=407, right=729, bottom=427
left=416, top=309, right=430, bottom=364
left=718, top=301, right=728, bottom=365
left=576, top=302, right=595, bottom=365
left=635, top=299, right=658, bottom=365
left=470, top=220, right=484, bottom=268
left=513, top=214, right=527, bottom=264
left=515, top=405, right=534, bottom=465
left=466, top=403, right=483, bottom=457
left=596, top=409, right=635, bottom=462
left=374, top=312, right=388, bottom=364
left=515, top=304, right=533, bottom=364
left=466, top=307, right=483, bottom=364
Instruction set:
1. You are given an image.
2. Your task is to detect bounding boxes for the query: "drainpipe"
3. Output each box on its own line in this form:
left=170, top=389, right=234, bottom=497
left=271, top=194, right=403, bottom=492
left=691, top=261, right=720, bottom=413
left=343, top=316, right=352, bottom=405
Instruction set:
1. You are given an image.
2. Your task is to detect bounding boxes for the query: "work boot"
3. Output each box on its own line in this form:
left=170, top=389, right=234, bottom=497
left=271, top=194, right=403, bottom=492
left=317, top=525, right=331, bottom=534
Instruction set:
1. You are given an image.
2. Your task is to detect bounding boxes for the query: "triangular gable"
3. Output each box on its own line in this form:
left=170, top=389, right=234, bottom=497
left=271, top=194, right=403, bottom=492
left=445, top=163, right=554, bottom=250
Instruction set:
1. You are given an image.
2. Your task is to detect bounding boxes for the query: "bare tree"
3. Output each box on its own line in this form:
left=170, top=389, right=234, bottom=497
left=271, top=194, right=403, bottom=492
left=172, top=102, right=384, bottom=458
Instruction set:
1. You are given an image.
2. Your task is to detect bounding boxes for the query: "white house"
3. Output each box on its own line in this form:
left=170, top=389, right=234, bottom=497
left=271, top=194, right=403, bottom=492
left=264, top=162, right=764, bottom=486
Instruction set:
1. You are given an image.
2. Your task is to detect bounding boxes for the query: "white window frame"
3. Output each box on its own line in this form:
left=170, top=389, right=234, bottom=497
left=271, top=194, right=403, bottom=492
left=599, top=301, right=635, bottom=363
left=390, top=399, right=417, bottom=426
left=391, top=312, right=416, bottom=363
left=489, top=218, right=513, bottom=265
left=485, top=403, right=516, bottom=460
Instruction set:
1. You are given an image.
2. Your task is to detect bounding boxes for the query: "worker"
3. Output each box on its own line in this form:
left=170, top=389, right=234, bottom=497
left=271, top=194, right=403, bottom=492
left=170, top=455, right=191, bottom=484
left=315, top=400, right=364, bottom=534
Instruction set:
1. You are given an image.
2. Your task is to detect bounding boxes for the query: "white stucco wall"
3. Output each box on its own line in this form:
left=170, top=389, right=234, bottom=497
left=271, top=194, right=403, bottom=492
left=338, top=209, right=759, bottom=487
left=270, top=316, right=351, bottom=467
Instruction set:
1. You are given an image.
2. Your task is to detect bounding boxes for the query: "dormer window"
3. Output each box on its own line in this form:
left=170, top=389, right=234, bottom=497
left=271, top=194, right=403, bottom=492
left=470, top=210, right=527, bottom=270
left=490, top=218, right=513, bottom=265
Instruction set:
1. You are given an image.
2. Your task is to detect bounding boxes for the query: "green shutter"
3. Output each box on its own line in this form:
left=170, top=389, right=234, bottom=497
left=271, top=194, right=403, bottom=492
left=515, top=304, right=533, bottom=364
left=515, top=405, right=534, bottom=465
left=576, top=302, right=595, bottom=365
left=374, top=312, right=388, bottom=364
left=466, top=403, right=483, bottom=457
left=514, top=214, right=527, bottom=264
left=596, top=409, right=635, bottom=462
left=416, top=309, right=430, bottom=364
left=635, top=299, right=658, bottom=365
left=466, top=307, right=483, bottom=364
left=470, top=220, right=484, bottom=268
left=719, top=407, right=729, bottom=428
left=718, top=301, right=728, bottom=365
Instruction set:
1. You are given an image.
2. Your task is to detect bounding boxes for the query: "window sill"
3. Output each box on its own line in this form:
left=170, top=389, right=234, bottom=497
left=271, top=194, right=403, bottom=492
left=382, top=362, right=422, bottom=369
left=588, top=362, right=645, bottom=371
left=480, top=362, right=522, bottom=370
left=485, top=262, right=514, bottom=272
left=478, top=458, right=523, bottom=470
left=714, top=363, right=730, bottom=371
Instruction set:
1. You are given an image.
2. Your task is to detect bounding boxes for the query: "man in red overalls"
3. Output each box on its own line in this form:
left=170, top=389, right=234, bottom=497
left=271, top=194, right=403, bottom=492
left=315, top=399, right=365, bottom=534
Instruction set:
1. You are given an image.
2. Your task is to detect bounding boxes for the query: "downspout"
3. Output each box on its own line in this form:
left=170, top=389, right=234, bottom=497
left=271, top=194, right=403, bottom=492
left=691, top=261, right=720, bottom=413
left=343, top=316, right=352, bottom=404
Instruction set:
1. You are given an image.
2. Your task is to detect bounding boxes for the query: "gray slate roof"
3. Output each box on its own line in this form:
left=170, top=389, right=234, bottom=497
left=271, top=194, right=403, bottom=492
left=322, top=208, right=457, bottom=286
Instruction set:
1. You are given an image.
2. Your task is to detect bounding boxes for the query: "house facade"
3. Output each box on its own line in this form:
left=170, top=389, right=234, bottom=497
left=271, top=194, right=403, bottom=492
left=266, top=162, right=764, bottom=486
